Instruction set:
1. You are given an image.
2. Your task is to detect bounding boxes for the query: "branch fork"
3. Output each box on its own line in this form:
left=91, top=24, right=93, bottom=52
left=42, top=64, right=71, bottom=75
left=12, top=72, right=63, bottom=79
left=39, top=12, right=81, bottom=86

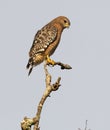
left=21, top=61, right=68, bottom=130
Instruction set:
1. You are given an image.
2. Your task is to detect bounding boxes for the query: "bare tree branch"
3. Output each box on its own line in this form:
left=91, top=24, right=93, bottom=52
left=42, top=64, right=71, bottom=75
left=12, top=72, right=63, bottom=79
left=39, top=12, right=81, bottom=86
left=21, top=63, right=61, bottom=130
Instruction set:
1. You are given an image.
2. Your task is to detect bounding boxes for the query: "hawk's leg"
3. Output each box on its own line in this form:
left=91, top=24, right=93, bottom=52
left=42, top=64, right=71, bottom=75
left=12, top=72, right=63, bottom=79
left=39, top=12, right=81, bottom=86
left=46, top=55, right=55, bottom=66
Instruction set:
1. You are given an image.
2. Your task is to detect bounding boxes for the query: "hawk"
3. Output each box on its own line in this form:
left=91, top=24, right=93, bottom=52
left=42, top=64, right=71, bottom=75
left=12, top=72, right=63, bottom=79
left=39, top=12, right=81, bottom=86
left=26, top=16, right=70, bottom=75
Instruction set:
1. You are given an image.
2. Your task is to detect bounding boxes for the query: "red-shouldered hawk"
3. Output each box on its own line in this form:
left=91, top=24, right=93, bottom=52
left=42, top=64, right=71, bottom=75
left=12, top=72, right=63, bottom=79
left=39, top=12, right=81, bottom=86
left=26, top=16, right=70, bottom=75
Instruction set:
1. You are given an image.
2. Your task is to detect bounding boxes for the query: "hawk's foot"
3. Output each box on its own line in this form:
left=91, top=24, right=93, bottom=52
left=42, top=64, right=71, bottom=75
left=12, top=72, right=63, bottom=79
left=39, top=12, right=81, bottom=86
left=46, top=55, right=55, bottom=66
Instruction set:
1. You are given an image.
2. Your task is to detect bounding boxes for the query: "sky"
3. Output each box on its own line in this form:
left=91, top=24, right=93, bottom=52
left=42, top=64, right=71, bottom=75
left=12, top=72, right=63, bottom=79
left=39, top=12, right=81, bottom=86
left=0, top=0, right=110, bottom=130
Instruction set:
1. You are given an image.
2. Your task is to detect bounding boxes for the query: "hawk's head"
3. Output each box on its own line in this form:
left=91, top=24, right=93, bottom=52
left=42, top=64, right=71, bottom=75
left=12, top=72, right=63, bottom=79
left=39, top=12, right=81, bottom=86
left=52, top=16, right=71, bottom=29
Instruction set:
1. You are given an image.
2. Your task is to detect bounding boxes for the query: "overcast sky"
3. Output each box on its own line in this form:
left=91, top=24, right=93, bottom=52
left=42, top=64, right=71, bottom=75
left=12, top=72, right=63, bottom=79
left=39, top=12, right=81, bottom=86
left=0, top=0, right=110, bottom=130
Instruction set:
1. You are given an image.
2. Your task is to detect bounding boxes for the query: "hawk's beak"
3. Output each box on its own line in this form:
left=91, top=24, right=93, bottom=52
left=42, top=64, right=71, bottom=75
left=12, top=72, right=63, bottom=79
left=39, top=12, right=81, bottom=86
left=65, top=23, right=70, bottom=28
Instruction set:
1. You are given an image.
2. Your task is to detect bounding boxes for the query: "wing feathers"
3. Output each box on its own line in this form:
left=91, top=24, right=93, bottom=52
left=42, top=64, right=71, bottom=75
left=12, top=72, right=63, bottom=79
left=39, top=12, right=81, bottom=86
left=29, top=25, right=57, bottom=57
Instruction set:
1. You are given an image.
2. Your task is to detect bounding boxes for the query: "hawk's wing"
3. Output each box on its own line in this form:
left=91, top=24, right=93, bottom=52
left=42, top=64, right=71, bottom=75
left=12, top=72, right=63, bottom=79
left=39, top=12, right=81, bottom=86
left=29, top=25, right=58, bottom=57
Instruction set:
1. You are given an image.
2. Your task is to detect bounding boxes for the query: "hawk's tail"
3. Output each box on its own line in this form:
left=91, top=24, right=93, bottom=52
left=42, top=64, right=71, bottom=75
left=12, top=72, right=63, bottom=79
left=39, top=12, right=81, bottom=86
left=26, top=54, right=44, bottom=76
left=26, top=58, right=33, bottom=76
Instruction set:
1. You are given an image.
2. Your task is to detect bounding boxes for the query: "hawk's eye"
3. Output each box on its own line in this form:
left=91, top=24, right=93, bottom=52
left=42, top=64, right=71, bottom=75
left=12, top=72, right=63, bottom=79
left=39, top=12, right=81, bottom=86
left=64, top=19, right=67, bottom=23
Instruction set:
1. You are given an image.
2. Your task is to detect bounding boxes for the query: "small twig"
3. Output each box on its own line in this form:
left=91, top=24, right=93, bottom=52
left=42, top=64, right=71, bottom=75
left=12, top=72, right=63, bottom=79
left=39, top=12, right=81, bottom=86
left=85, top=120, right=88, bottom=130
left=47, top=61, right=72, bottom=70
left=78, top=120, right=90, bottom=130
left=54, top=61, right=72, bottom=70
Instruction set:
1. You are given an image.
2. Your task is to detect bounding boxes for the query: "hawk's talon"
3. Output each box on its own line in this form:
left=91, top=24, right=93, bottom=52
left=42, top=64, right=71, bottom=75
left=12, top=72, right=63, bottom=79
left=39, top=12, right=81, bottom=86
left=46, top=55, right=55, bottom=66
